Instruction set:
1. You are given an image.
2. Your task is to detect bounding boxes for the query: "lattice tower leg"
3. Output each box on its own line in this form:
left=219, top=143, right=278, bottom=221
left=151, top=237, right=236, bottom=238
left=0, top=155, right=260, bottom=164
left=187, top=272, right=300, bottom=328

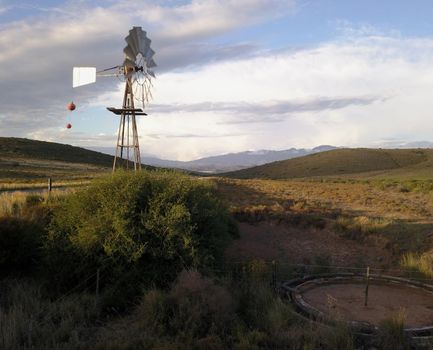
left=112, top=80, right=142, bottom=171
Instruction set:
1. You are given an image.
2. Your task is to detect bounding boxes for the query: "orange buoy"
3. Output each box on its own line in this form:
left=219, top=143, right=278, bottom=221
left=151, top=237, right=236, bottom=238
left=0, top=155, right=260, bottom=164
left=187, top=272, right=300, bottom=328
left=66, top=123, right=72, bottom=129
left=67, top=101, right=76, bottom=111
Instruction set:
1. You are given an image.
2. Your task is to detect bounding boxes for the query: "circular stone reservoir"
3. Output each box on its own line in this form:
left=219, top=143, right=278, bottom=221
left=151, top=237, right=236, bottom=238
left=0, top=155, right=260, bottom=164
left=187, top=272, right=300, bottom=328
left=303, top=282, right=433, bottom=327
left=283, top=274, right=433, bottom=340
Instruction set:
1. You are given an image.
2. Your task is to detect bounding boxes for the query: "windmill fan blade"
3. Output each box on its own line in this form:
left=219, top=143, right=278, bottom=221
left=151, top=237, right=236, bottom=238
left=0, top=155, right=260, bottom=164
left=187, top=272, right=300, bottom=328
left=73, top=67, right=96, bottom=88
left=147, top=59, right=157, bottom=68
left=145, top=48, right=155, bottom=61
left=125, top=34, right=138, bottom=57
left=123, top=45, right=136, bottom=61
left=142, top=37, right=151, bottom=54
left=130, top=27, right=141, bottom=55
left=135, top=27, right=147, bottom=54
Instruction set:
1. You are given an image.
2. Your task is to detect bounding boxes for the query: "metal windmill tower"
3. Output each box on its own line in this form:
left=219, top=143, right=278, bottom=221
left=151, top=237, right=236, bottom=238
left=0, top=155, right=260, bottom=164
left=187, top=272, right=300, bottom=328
left=72, top=27, right=156, bottom=171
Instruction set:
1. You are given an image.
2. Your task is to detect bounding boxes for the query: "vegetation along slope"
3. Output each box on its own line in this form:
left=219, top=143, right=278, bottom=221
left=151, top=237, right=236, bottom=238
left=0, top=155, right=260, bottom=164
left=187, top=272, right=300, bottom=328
left=0, top=137, right=115, bottom=182
left=224, top=148, right=433, bottom=180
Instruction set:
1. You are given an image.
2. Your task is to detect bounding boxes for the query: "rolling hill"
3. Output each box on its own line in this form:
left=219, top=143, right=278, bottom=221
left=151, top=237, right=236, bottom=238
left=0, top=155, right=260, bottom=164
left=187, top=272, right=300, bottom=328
left=224, top=148, right=433, bottom=179
left=0, top=137, right=114, bottom=166
left=3, top=137, right=433, bottom=183
left=0, top=137, right=116, bottom=181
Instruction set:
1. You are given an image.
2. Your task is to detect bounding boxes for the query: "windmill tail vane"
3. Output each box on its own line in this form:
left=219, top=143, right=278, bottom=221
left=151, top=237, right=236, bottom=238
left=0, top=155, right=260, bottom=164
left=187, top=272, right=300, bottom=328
left=72, top=26, right=156, bottom=171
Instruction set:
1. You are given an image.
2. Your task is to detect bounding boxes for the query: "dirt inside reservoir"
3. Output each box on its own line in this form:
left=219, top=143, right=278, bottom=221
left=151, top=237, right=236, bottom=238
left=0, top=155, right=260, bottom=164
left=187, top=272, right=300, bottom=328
left=302, top=283, right=433, bottom=327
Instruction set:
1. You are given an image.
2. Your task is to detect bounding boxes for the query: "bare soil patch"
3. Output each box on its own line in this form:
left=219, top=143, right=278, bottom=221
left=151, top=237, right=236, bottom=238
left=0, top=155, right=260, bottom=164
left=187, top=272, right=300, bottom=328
left=226, top=222, right=392, bottom=267
left=303, top=282, right=433, bottom=327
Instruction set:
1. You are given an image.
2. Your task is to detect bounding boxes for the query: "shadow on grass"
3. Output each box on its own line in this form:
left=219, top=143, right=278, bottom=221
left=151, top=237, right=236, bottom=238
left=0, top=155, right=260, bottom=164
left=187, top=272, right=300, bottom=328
left=215, top=178, right=433, bottom=260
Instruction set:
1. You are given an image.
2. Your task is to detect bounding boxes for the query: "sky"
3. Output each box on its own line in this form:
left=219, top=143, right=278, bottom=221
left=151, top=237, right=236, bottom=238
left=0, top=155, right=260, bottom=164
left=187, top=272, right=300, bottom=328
left=1, top=0, right=433, bottom=160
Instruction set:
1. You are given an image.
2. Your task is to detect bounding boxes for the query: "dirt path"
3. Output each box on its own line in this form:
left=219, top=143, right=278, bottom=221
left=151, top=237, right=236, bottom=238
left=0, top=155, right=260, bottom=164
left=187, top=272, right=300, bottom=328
left=226, top=222, right=392, bottom=268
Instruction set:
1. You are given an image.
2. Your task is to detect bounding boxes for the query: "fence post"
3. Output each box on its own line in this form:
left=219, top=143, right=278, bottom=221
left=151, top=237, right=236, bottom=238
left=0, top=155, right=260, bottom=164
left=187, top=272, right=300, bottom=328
left=47, top=177, right=52, bottom=192
left=364, top=266, right=370, bottom=307
left=271, top=260, right=277, bottom=292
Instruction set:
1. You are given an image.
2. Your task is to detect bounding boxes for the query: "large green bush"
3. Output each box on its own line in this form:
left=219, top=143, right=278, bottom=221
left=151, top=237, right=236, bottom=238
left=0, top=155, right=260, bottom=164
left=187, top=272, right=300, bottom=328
left=45, top=171, right=237, bottom=298
left=90, top=269, right=340, bottom=350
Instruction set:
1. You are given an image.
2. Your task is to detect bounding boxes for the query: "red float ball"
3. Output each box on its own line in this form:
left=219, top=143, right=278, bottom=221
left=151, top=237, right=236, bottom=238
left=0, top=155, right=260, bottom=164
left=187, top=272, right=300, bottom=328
left=67, top=102, right=76, bottom=111
left=66, top=123, right=72, bottom=129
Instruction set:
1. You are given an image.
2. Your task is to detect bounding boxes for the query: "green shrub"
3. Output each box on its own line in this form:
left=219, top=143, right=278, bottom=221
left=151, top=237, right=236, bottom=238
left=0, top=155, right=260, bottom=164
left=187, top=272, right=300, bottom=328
left=92, top=269, right=311, bottom=349
left=92, top=270, right=237, bottom=349
left=45, top=171, right=237, bottom=300
left=139, top=270, right=236, bottom=341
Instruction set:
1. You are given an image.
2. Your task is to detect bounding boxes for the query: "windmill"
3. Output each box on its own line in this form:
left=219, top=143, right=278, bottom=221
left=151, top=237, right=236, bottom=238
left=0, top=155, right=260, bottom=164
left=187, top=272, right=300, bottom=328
left=72, top=27, right=156, bottom=171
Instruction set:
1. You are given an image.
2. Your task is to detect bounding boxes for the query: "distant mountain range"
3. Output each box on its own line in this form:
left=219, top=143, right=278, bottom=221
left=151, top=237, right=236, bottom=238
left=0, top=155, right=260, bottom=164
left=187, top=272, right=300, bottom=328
left=88, top=145, right=337, bottom=173
left=1, top=138, right=432, bottom=181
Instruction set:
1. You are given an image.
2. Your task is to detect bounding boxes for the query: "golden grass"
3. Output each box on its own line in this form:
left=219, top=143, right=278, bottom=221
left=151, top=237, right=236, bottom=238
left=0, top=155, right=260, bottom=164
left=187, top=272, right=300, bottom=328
left=215, top=177, right=433, bottom=258
left=0, top=179, right=92, bottom=191
left=401, top=252, right=433, bottom=279
left=0, top=189, right=70, bottom=218
left=0, top=191, right=29, bottom=217
left=333, top=216, right=393, bottom=236
left=215, top=177, right=433, bottom=221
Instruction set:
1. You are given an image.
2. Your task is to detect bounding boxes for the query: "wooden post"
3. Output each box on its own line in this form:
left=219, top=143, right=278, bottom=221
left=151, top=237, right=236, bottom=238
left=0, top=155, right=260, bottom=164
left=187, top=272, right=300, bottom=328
left=364, top=266, right=370, bottom=307
left=271, top=260, right=277, bottom=292
left=47, top=177, right=52, bottom=192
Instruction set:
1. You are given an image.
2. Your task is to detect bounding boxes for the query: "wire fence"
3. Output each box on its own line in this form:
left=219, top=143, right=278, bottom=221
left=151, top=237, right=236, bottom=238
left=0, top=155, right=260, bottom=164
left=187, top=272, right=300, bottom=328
left=28, top=257, right=433, bottom=323
left=11, top=255, right=432, bottom=349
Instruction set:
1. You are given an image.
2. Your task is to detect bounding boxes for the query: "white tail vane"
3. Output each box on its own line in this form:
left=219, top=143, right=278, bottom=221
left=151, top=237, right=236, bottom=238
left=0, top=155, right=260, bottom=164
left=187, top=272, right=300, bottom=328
left=72, top=67, right=96, bottom=88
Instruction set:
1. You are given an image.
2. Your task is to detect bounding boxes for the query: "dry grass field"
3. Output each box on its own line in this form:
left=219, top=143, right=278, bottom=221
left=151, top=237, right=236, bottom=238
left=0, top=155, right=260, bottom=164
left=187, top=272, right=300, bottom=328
left=214, top=177, right=433, bottom=277
left=225, top=148, right=433, bottom=180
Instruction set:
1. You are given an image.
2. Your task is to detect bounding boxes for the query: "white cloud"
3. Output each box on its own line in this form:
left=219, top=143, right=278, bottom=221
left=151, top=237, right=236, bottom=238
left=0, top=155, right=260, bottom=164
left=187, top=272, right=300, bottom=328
left=139, top=0, right=295, bottom=42
left=132, top=34, right=433, bottom=159
left=2, top=2, right=433, bottom=161
left=0, top=0, right=294, bottom=137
